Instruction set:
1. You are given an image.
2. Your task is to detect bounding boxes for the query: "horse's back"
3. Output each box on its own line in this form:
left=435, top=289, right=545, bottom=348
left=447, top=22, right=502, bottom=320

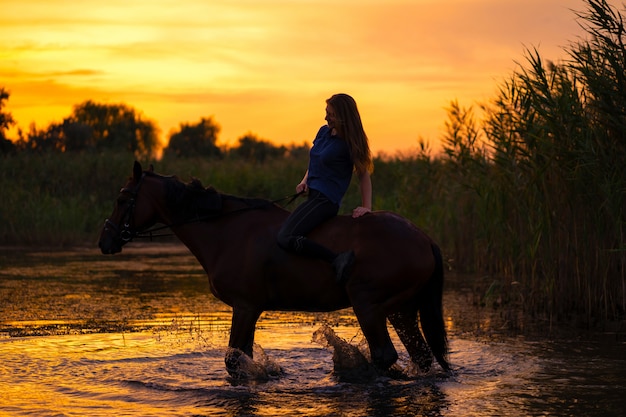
left=311, top=211, right=436, bottom=304
left=311, top=210, right=433, bottom=255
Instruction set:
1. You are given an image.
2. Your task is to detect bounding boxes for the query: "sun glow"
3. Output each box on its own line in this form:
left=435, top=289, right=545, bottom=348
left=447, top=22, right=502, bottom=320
left=1, top=0, right=609, bottom=154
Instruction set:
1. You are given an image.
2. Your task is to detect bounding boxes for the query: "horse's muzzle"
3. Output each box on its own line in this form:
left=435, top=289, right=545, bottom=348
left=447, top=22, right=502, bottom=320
left=98, top=236, right=122, bottom=254
left=98, top=227, right=123, bottom=255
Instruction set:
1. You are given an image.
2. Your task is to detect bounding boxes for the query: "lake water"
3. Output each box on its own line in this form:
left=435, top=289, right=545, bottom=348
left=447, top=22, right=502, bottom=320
left=0, top=244, right=624, bottom=416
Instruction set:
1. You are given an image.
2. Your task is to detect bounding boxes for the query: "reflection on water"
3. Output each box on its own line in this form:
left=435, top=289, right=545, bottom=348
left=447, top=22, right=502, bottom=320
left=0, top=244, right=625, bottom=416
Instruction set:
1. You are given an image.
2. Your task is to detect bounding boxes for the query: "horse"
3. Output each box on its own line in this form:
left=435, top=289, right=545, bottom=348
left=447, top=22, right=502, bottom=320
left=98, top=161, right=450, bottom=377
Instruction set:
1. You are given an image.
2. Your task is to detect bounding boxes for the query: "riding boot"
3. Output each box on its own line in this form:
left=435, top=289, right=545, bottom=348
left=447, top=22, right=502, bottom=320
left=284, top=236, right=355, bottom=284
left=291, top=236, right=337, bottom=263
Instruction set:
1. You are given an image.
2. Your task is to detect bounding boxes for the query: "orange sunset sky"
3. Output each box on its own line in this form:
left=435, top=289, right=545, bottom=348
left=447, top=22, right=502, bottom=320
left=1, top=0, right=619, bottom=155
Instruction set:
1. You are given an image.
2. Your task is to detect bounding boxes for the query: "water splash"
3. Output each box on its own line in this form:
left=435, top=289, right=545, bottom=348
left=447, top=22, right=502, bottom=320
left=225, top=343, right=283, bottom=382
left=312, top=324, right=382, bottom=382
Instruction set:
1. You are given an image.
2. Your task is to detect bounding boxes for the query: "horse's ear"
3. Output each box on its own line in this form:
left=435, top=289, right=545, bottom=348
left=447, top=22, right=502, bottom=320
left=149, top=164, right=154, bottom=172
left=133, top=161, right=142, bottom=182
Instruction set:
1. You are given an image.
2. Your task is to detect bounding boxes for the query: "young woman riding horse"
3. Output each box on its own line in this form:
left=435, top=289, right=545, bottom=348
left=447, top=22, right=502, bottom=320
left=277, top=93, right=373, bottom=284
left=98, top=95, right=450, bottom=378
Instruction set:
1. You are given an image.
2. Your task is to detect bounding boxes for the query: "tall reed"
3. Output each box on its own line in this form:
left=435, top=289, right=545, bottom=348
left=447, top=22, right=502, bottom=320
left=437, top=0, right=625, bottom=324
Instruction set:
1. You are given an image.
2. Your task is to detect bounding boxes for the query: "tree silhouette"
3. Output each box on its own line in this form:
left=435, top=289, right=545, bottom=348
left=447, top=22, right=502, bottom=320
left=164, top=117, right=222, bottom=158
left=10, top=100, right=159, bottom=156
left=0, top=87, right=16, bottom=153
left=65, top=100, right=159, bottom=157
left=18, top=122, right=64, bottom=152
left=232, top=133, right=286, bottom=162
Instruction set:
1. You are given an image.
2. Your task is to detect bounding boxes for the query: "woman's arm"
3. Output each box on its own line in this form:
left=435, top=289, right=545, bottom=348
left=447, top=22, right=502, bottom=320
left=352, top=170, right=372, bottom=218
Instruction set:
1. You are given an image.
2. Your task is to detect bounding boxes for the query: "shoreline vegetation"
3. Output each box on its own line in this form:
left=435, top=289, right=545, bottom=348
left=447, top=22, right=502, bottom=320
left=1, top=1, right=624, bottom=329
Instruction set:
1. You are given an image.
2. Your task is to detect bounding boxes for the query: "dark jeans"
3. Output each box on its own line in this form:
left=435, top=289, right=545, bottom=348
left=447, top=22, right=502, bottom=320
left=277, top=189, right=338, bottom=263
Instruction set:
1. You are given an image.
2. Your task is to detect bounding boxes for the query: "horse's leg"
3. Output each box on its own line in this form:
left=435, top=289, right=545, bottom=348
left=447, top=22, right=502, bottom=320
left=225, top=306, right=261, bottom=375
left=352, top=305, right=398, bottom=371
left=388, top=310, right=433, bottom=372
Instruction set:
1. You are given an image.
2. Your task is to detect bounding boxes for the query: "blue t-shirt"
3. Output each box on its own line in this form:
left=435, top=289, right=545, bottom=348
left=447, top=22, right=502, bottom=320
left=307, top=125, right=353, bottom=206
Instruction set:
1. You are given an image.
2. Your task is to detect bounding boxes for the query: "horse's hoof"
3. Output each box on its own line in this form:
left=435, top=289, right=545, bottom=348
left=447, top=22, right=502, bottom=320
left=225, top=348, right=243, bottom=375
left=417, top=354, right=433, bottom=373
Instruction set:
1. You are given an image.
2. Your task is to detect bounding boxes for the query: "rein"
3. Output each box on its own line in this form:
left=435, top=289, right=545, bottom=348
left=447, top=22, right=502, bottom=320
left=129, top=189, right=305, bottom=241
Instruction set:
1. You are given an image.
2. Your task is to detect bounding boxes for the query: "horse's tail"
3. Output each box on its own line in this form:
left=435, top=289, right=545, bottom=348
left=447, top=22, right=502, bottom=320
left=419, top=243, right=451, bottom=371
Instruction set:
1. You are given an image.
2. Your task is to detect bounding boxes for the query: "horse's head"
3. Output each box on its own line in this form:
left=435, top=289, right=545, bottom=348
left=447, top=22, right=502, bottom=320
left=98, top=161, right=161, bottom=254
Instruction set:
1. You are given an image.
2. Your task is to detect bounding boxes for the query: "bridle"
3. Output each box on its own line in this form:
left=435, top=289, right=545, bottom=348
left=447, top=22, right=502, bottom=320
left=103, top=172, right=304, bottom=244
left=103, top=173, right=146, bottom=244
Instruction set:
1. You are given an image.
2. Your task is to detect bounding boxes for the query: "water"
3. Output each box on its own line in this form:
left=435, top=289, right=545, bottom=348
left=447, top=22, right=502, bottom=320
left=0, top=244, right=624, bottom=416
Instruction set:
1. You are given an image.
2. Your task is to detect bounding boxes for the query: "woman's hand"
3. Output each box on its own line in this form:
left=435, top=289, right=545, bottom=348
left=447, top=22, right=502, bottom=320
left=296, top=182, right=308, bottom=194
left=352, top=206, right=371, bottom=218
left=296, top=170, right=309, bottom=194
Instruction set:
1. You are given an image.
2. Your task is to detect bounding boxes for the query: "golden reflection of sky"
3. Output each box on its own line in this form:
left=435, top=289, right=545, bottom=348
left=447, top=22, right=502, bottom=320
left=0, top=0, right=614, bottom=154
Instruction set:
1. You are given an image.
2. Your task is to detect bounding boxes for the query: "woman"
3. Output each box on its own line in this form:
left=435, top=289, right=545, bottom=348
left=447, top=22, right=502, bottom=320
left=277, top=93, right=374, bottom=284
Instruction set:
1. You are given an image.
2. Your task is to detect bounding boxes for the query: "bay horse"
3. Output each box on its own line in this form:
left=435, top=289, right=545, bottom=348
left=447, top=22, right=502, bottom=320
left=98, top=161, right=450, bottom=377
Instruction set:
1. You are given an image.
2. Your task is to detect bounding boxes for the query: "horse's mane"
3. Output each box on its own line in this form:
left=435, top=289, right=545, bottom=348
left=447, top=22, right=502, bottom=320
left=139, top=171, right=219, bottom=221
left=145, top=170, right=275, bottom=222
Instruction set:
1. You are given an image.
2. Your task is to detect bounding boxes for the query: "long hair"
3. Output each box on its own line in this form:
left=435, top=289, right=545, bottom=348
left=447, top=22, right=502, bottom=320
left=326, top=93, right=373, bottom=174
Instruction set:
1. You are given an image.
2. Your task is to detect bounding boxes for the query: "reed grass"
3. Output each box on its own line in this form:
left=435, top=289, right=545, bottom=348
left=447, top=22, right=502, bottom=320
left=435, top=0, right=625, bottom=326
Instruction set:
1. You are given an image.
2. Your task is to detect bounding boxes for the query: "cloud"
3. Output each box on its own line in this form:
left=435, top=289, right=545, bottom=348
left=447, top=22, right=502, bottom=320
left=1, top=69, right=103, bottom=79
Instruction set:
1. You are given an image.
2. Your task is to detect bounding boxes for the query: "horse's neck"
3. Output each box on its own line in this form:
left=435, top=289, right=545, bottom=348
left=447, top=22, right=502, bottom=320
left=171, top=222, right=223, bottom=272
left=169, top=202, right=286, bottom=271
